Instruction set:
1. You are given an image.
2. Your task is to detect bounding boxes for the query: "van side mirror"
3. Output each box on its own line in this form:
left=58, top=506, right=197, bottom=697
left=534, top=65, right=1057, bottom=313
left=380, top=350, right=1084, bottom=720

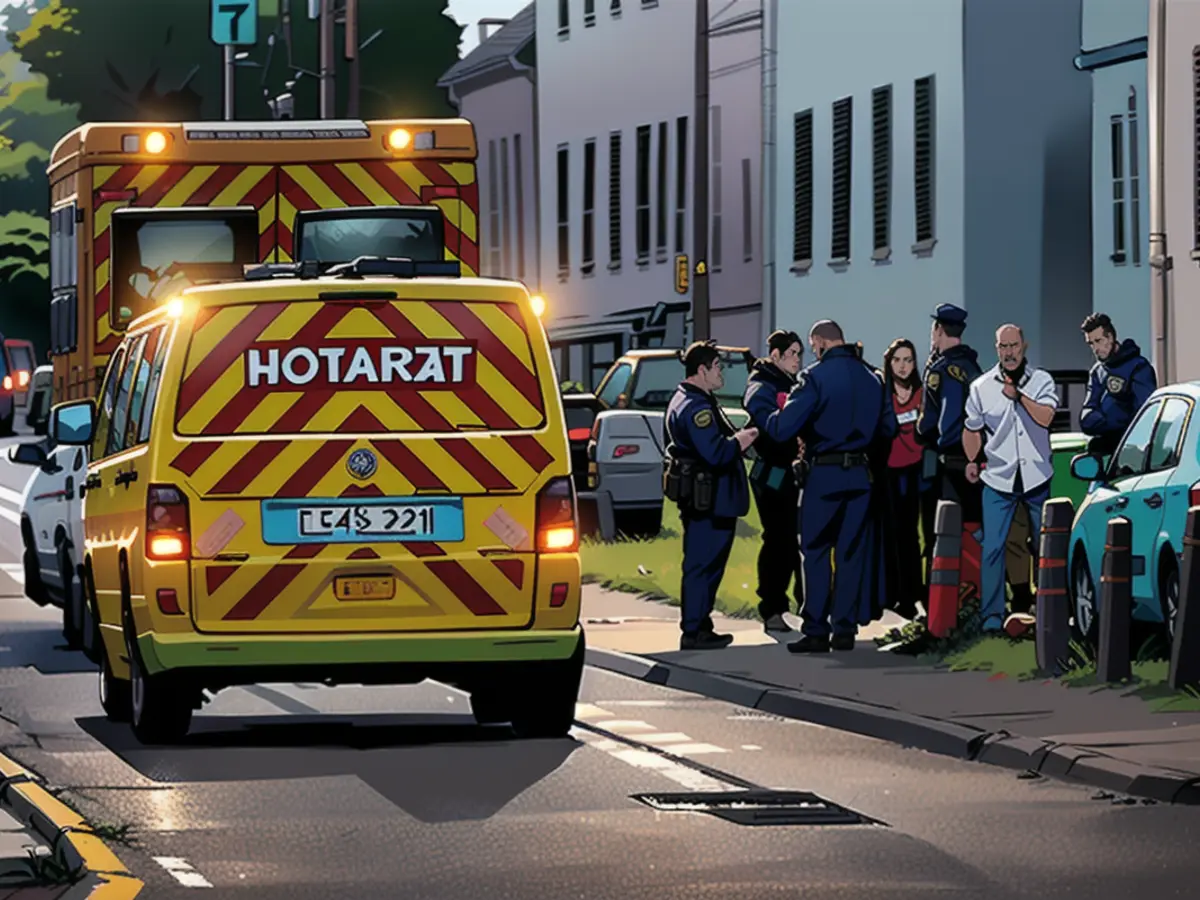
left=1070, top=453, right=1103, bottom=482
left=8, top=442, right=47, bottom=467
left=51, top=400, right=96, bottom=446
left=118, top=306, right=133, bottom=322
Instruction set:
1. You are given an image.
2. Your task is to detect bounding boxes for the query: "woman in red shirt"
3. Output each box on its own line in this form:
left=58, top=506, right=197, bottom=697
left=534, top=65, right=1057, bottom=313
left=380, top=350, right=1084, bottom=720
left=882, top=338, right=925, bottom=619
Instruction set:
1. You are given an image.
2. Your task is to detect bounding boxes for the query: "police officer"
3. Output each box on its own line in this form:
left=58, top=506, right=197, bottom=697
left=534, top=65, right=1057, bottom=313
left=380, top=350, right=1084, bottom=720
left=761, top=321, right=897, bottom=653
left=916, top=304, right=983, bottom=526
left=664, top=341, right=759, bottom=650
left=1080, top=312, right=1157, bottom=457
left=743, top=330, right=805, bottom=633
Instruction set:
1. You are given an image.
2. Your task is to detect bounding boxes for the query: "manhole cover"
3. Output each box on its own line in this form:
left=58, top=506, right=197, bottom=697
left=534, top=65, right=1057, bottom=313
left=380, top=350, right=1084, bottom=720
left=631, top=790, right=879, bottom=826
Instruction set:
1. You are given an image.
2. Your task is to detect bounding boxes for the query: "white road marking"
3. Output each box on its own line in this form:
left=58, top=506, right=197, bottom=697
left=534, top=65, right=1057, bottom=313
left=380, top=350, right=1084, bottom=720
left=609, top=748, right=735, bottom=792
left=593, top=720, right=655, bottom=732
left=741, top=744, right=763, bottom=751
left=0, top=485, right=22, bottom=507
left=0, top=563, right=23, bottom=585
left=637, top=732, right=694, bottom=745
left=664, top=742, right=728, bottom=756
left=573, top=703, right=612, bottom=720
left=153, top=856, right=214, bottom=888
left=0, top=505, right=19, bottom=526
left=598, top=700, right=674, bottom=707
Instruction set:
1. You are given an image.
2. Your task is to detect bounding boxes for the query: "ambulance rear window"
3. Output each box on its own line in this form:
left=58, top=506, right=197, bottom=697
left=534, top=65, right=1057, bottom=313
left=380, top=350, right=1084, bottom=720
left=173, top=299, right=547, bottom=436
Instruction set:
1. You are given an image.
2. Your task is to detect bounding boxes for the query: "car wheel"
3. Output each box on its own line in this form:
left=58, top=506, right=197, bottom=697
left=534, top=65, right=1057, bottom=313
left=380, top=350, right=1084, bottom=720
left=21, top=526, right=48, bottom=607
left=1159, top=555, right=1180, bottom=644
left=469, top=690, right=511, bottom=725
left=1070, top=549, right=1099, bottom=646
left=81, top=560, right=101, bottom=665
left=60, top=543, right=84, bottom=649
left=124, top=602, right=193, bottom=745
left=0, top=412, right=14, bottom=437
left=509, top=634, right=585, bottom=740
left=98, top=650, right=132, bottom=722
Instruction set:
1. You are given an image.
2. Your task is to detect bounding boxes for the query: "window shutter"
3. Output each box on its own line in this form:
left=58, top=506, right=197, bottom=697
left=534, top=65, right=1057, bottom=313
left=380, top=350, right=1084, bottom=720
left=831, top=97, right=853, bottom=261
left=792, top=110, right=813, bottom=263
left=872, top=85, right=892, bottom=254
left=609, top=131, right=622, bottom=266
left=914, top=76, right=936, bottom=245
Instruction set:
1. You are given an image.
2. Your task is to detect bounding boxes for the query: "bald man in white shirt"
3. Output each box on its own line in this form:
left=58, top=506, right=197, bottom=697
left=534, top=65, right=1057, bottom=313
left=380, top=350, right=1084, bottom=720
left=962, top=324, right=1058, bottom=632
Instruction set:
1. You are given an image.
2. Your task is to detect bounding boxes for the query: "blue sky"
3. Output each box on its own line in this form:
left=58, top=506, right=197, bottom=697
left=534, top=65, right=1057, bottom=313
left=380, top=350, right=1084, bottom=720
left=0, top=1, right=532, bottom=56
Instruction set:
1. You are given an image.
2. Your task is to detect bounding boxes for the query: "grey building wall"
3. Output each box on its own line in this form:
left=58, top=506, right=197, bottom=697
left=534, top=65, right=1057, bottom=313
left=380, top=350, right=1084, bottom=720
left=1163, top=0, right=1200, bottom=381
left=773, top=0, right=966, bottom=365
left=1083, top=0, right=1149, bottom=50
left=963, top=0, right=1093, bottom=370
left=457, top=72, right=541, bottom=291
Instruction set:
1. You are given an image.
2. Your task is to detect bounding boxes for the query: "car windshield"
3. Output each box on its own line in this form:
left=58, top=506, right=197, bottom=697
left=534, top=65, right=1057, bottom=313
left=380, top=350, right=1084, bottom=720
left=629, top=354, right=749, bottom=409
left=298, top=214, right=442, bottom=264
left=7, top=345, right=31, bottom=373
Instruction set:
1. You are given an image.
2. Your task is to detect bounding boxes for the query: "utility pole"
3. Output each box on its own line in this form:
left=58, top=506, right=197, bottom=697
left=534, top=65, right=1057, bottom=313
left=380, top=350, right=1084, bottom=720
left=1148, top=0, right=1172, bottom=381
left=319, top=0, right=336, bottom=118
left=345, top=0, right=359, bottom=117
left=223, top=44, right=235, bottom=120
left=691, top=0, right=710, bottom=341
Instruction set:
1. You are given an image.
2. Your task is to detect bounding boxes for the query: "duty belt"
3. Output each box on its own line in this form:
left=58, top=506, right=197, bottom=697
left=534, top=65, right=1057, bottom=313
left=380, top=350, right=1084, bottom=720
left=939, top=454, right=969, bottom=471
left=810, top=452, right=870, bottom=468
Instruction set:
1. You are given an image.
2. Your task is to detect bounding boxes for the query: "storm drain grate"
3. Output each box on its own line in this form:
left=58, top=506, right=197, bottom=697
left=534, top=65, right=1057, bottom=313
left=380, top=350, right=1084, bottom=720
left=631, top=790, right=880, bottom=827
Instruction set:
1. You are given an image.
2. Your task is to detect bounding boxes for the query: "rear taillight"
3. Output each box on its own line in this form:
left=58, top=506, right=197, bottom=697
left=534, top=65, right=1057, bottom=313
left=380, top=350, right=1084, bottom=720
left=146, top=484, right=190, bottom=560
left=1190, top=482, right=1200, bottom=509
left=550, top=583, right=569, bottom=607
left=156, top=588, right=183, bottom=615
left=568, top=427, right=591, bottom=442
left=536, top=476, right=578, bottom=552
left=17, top=371, right=29, bottom=388
left=613, top=444, right=639, bottom=458
left=2, top=376, right=11, bottom=391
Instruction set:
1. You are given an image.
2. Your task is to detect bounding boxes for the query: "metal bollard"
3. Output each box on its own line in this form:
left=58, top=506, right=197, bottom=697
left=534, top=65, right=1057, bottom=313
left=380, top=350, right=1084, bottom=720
left=1036, top=498, right=1075, bottom=674
left=1097, top=516, right=1132, bottom=683
left=927, top=500, right=963, bottom=638
left=1169, top=507, right=1200, bottom=689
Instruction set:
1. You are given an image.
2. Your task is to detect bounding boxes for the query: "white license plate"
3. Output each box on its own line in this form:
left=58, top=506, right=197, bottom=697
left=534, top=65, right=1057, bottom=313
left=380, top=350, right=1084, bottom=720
left=298, top=505, right=436, bottom=537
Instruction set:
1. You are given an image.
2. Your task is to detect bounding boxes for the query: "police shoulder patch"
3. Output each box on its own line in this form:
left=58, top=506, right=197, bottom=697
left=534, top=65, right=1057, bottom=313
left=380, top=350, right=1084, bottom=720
left=693, top=408, right=714, bottom=428
left=947, top=365, right=967, bottom=383
left=927, top=372, right=941, bottom=390
left=1106, top=374, right=1127, bottom=394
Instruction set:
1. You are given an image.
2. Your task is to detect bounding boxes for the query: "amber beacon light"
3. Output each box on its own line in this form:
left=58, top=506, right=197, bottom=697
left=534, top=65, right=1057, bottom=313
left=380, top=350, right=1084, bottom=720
left=144, top=131, right=168, bottom=154
left=388, top=128, right=412, bottom=151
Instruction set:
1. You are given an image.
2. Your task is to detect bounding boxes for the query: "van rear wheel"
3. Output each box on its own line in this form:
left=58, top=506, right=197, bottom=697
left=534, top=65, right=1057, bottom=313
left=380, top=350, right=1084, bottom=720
left=99, top=652, right=132, bottom=723
left=124, top=613, right=193, bottom=745
left=509, top=634, right=586, bottom=739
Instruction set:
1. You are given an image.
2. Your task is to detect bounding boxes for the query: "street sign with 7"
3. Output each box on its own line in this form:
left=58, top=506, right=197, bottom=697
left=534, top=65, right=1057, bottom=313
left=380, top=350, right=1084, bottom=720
left=211, top=0, right=258, bottom=46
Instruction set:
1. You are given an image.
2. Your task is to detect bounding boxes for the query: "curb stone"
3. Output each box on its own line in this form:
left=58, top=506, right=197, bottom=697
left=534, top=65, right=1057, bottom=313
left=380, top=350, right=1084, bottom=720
left=585, top=646, right=1200, bottom=805
left=0, top=751, right=144, bottom=897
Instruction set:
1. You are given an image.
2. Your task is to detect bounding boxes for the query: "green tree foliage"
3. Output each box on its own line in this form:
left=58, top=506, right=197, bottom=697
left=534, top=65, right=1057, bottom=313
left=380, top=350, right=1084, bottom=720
left=0, top=212, right=49, bottom=358
left=13, top=0, right=463, bottom=122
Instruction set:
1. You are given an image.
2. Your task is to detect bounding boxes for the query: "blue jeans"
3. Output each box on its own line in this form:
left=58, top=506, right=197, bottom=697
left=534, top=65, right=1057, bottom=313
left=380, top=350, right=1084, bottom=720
left=980, top=480, right=1051, bottom=630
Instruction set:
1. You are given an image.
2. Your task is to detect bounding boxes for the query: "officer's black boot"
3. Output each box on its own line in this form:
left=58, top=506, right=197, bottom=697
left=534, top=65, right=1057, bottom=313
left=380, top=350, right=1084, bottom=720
left=680, top=631, right=734, bottom=650
left=1010, top=582, right=1034, bottom=615
left=787, top=634, right=830, bottom=654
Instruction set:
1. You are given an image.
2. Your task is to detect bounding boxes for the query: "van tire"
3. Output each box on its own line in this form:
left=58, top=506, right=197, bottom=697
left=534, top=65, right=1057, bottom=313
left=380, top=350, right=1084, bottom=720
left=99, top=652, right=132, bottom=723
left=60, top=542, right=84, bottom=650
left=20, top=521, right=47, bottom=607
left=469, top=691, right=511, bottom=725
left=509, top=634, right=585, bottom=739
left=123, top=602, right=192, bottom=745
left=81, top=559, right=101, bottom=665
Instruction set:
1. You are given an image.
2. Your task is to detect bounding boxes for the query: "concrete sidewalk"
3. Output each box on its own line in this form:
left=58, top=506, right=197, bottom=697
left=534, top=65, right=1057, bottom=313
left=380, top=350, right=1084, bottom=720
left=0, top=804, right=63, bottom=898
left=581, top=584, right=1200, bottom=804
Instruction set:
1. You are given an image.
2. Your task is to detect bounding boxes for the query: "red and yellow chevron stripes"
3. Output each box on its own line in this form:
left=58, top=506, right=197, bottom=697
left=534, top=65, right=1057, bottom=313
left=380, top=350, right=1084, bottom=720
left=173, top=299, right=544, bottom=440
left=91, top=163, right=278, bottom=358
left=274, top=161, right=479, bottom=274
left=194, top=542, right=532, bottom=627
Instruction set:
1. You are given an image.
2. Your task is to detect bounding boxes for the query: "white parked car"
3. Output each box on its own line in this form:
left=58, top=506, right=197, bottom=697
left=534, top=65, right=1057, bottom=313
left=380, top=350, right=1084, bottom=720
left=9, top=437, right=96, bottom=658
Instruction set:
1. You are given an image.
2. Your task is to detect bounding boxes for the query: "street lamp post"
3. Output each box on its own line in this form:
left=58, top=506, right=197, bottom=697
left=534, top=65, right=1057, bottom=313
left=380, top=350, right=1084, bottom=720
left=692, top=0, right=710, bottom=342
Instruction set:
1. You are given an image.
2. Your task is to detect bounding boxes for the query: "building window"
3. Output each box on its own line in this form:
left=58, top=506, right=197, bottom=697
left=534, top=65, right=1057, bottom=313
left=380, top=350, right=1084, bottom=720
left=558, top=0, right=569, bottom=36
left=635, top=125, right=651, bottom=264
left=914, top=74, right=937, bottom=250
left=656, top=121, right=668, bottom=261
left=583, top=138, right=597, bottom=274
left=488, top=139, right=501, bottom=275
left=609, top=131, right=622, bottom=269
left=584, top=0, right=595, bottom=26
left=1127, top=88, right=1141, bottom=266
left=711, top=105, right=723, bottom=271
left=557, top=144, right=570, bottom=274
left=1110, top=114, right=1126, bottom=264
left=741, top=158, right=752, bottom=263
left=831, top=96, right=852, bottom=262
left=514, top=134, right=525, bottom=280
left=871, top=84, right=892, bottom=259
left=500, top=137, right=511, bottom=277
left=675, top=116, right=688, bottom=254
left=792, top=109, right=813, bottom=265
left=611, top=0, right=621, bottom=16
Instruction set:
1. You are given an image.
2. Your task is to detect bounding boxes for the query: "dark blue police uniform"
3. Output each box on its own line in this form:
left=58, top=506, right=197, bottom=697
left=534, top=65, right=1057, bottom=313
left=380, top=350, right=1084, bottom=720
left=1081, top=338, right=1157, bottom=456
left=916, top=304, right=983, bottom=523
left=743, top=359, right=803, bottom=621
left=665, top=383, right=750, bottom=637
left=762, top=346, right=897, bottom=642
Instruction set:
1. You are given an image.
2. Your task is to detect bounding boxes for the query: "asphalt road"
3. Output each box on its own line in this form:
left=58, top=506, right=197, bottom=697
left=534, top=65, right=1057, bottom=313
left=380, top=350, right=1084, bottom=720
left=1, top=442, right=1199, bottom=898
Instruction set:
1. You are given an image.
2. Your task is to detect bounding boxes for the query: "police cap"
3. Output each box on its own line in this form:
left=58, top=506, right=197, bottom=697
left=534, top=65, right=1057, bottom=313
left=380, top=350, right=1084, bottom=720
left=931, top=303, right=967, bottom=326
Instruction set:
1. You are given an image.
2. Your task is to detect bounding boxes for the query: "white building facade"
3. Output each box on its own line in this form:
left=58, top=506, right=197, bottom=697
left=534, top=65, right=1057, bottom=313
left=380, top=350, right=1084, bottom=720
left=772, top=0, right=1094, bottom=370
left=534, top=0, right=763, bottom=389
left=1076, top=0, right=1151, bottom=356
left=438, top=7, right=541, bottom=292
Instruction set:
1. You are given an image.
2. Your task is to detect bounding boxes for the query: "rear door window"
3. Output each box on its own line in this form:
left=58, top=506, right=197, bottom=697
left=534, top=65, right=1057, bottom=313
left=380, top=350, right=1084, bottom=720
left=1109, top=400, right=1162, bottom=481
left=1147, top=397, right=1192, bottom=473
left=125, top=327, right=169, bottom=447
left=136, top=327, right=172, bottom=444
left=91, top=346, right=129, bottom=461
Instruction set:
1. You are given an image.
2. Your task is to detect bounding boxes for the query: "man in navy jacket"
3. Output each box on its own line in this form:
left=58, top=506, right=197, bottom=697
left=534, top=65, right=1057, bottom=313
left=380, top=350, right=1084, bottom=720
left=1079, top=313, right=1157, bottom=457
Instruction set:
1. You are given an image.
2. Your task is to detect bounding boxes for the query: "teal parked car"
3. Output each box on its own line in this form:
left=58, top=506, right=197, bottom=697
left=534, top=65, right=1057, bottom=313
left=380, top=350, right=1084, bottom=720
left=1066, top=383, right=1200, bottom=643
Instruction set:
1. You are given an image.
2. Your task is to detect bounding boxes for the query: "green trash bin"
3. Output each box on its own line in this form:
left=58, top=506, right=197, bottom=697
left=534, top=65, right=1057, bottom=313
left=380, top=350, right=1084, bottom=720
left=1050, top=432, right=1090, bottom=510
